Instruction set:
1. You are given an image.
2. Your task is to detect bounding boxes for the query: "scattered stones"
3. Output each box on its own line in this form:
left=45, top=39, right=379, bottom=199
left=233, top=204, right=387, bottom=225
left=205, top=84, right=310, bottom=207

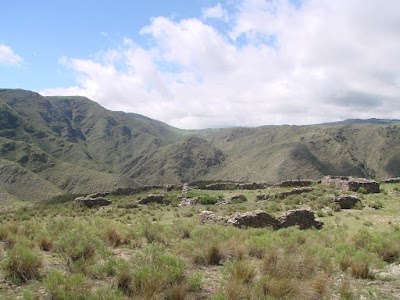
left=219, top=194, right=248, bottom=204
left=334, top=194, right=362, bottom=209
left=322, top=176, right=380, bottom=193
left=227, top=210, right=280, bottom=229
left=182, top=183, right=190, bottom=194
left=138, top=194, right=165, bottom=205
left=278, top=209, right=323, bottom=229
left=199, top=211, right=227, bottom=224
left=178, top=197, right=200, bottom=207
left=256, top=193, right=271, bottom=201
left=75, top=193, right=112, bottom=208
left=200, top=209, right=323, bottom=230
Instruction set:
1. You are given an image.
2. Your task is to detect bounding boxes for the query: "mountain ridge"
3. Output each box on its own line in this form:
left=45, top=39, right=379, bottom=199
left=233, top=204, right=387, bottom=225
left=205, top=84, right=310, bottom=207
left=1, top=89, right=399, bottom=201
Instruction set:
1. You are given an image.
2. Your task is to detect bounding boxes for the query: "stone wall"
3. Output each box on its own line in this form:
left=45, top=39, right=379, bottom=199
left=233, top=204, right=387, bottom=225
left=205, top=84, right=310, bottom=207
left=381, top=178, right=400, bottom=184
left=274, top=180, right=317, bottom=188
left=199, top=182, right=268, bottom=190
left=199, top=209, right=323, bottom=230
left=322, top=176, right=380, bottom=193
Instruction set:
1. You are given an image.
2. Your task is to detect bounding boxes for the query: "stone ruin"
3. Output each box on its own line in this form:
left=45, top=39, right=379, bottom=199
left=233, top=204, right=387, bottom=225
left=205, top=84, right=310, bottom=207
left=277, top=209, right=323, bottom=230
left=138, top=194, right=166, bottom=205
left=199, top=209, right=323, bottom=230
left=227, top=210, right=281, bottom=229
left=381, top=178, right=400, bottom=184
left=334, top=194, right=362, bottom=209
left=322, top=176, right=380, bottom=193
left=256, top=187, right=314, bottom=201
left=199, top=182, right=267, bottom=191
left=112, top=184, right=181, bottom=196
left=75, top=192, right=112, bottom=208
left=274, top=180, right=317, bottom=188
left=178, top=197, right=200, bottom=207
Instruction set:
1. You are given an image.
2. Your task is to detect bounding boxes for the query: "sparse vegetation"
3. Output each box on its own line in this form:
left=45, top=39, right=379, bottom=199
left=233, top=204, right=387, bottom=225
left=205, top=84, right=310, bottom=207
left=1, top=179, right=400, bottom=298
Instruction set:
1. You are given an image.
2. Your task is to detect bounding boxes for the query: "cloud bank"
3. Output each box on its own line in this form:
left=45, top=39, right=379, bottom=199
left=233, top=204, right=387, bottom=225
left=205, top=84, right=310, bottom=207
left=41, top=0, right=400, bottom=129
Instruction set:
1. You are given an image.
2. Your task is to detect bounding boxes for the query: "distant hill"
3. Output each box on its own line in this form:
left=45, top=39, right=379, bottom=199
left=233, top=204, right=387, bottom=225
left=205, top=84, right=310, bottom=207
left=1, top=89, right=400, bottom=200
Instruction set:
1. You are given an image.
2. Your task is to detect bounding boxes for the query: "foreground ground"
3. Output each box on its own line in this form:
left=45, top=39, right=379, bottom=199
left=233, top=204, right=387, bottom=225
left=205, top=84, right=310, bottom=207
left=1, top=182, right=400, bottom=299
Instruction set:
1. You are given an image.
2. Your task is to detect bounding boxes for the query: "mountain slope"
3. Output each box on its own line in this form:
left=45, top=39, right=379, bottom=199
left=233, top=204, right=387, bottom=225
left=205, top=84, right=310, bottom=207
left=1, top=89, right=400, bottom=201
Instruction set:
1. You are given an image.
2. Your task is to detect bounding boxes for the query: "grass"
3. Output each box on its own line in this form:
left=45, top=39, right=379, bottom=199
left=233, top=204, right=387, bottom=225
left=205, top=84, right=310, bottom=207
left=1, top=183, right=400, bottom=298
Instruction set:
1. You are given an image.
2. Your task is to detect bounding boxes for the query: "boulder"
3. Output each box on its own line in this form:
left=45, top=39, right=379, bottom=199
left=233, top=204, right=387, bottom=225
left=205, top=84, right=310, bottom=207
left=138, top=194, right=165, bottom=205
left=278, top=209, right=323, bottom=230
left=334, top=194, right=362, bottom=209
left=75, top=194, right=112, bottom=208
left=227, top=210, right=280, bottom=229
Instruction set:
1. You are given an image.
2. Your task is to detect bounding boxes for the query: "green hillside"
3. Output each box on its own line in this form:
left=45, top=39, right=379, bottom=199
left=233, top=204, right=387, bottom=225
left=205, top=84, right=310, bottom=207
left=1, top=89, right=400, bottom=200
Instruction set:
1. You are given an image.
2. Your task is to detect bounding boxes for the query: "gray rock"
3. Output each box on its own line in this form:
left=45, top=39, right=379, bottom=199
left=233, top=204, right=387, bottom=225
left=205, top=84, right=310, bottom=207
left=199, top=211, right=227, bottom=224
left=75, top=194, right=112, bottom=208
left=334, top=194, right=362, bottom=209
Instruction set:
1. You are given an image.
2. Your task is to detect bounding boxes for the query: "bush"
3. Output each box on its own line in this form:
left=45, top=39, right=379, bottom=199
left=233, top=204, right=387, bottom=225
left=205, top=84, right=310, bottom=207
left=200, top=196, right=218, bottom=205
left=44, top=270, right=90, bottom=300
left=3, top=238, right=42, bottom=282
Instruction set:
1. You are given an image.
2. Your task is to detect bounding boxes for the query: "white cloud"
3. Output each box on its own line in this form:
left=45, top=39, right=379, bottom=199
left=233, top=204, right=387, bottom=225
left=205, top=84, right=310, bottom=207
left=41, top=0, right=400, bottom=129
left=202, top=3, right=229, bottom=21
left=0, top=44, right=22, bottom=66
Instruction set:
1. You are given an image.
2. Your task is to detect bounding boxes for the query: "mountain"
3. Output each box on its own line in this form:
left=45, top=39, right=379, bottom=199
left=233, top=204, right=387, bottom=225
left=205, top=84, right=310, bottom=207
left=1, top=89, right=400, bottom=201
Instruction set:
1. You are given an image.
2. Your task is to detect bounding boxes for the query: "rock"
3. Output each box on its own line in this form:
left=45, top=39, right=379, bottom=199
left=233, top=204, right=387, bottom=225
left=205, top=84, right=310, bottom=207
left=334, top=194, right=362, bottom=209
left=256, top=193, right=271, bottom=200
left=75, top=194, right=112, bottom=208
left=138, top=194, right=165, bottom=205
left=178, top=197, right=200, bottom=207
left=227, top=210, right=280, bottom=229
left=199, top=211, right=227, bottom=224
left=278, top=209, right=323, bottom=230
left=86, top=192, right=109, bottom=198
left=163, top=184, right=174, bottom=192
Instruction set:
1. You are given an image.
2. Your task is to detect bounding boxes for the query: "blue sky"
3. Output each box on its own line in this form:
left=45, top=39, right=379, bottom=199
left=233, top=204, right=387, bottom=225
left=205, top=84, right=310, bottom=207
left=1, top=0, right=400, bottom=129
left=1, top=0, right=219, bottom=89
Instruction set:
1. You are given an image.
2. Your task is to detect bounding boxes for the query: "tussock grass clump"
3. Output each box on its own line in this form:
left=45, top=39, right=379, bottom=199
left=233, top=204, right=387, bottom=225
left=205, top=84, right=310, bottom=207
left=3, top=238, right=42, bottom=282
left=116, top=244, right=187, bottom=298
left=350, top=259, right=372, bottom=279
left=44, top=270, right=90, bottom=300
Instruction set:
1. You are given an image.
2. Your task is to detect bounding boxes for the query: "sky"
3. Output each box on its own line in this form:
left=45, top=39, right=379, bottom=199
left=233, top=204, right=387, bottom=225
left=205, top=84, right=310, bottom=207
left=1, top=0, right=400, bottom=129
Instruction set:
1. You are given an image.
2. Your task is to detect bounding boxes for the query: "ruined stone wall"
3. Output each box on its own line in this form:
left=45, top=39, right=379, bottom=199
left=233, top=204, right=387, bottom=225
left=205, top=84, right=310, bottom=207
left=322, top=176, right=380, bottom=193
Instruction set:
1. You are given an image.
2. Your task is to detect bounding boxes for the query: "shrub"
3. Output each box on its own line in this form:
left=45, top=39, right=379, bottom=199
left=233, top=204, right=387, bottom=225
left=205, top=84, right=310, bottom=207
left=44, top=270, right=90, bottom=300
left=3, top=238, right=42, bottom=282
left=200, top=196, right=218, bottom=205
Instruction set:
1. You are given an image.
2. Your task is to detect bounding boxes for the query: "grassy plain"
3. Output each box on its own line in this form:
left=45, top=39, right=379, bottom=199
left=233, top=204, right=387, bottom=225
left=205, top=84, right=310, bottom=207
left=1, top=183, right=400, bottom=299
